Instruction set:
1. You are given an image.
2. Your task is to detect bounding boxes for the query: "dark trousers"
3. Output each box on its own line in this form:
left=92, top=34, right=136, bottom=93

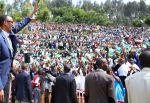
left=4, top=80, right=10, bottom=103
left=119, top=76, right=126, bottom=87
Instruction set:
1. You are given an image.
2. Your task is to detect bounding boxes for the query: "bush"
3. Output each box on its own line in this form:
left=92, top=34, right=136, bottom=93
left=132, top=18, right=143, bottom=27
left=144, top=15, right=150, bottom=26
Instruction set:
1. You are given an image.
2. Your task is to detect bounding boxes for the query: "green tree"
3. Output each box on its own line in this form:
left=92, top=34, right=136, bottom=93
left=5, top=4, right=12, bottom=16
left=0, top=0, right=5, bottom=15
left=12, top=10, right=22, bottom=22
left=51, top=7, right=67, bottom=18
left=22, top=1, right=32, bottom=17
left=36, top=0, right=52, bottom=22
left=54, top=16, right=63, bottom=23
left=132, top=18, right=143, bottom=27
left=124, top=1, right=139, bottom=18
left=144, top=15, right=150, bottom=26
left=81, top=0, right=93, bottom=12
left=103, top=0, right=113, bottom=18
left=47, top=0, right=72, bottom=8
left=72, top=8, right=87, bottom=23
left=62, top=11, right=75, bottom=23
left=138, top=0, right=146, bottom=18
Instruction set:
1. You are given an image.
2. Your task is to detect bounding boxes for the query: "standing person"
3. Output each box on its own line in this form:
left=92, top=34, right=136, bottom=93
left=15, top=63, right=33, bottom=103
left=107, top=69, right=125, bottom=103
left=125, top=50, right=150, bottom=103
left=0, top=3, right=38, bottom=103
left=53, top=64, right=78, bottom=103
left=84, top=58, right=116, bottom=103
left=32, top=70, right=41, bottom=103
left=117, top=58, right=130, bottom=87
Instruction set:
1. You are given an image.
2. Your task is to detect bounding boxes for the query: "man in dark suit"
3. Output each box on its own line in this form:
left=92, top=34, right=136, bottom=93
left=84, top=58, right=116, bottom=103
left=0, top=3, right=38, bottom=103
left=15, top=63, right=33, bottom=103
left=53, top=64, right=78, bottom=103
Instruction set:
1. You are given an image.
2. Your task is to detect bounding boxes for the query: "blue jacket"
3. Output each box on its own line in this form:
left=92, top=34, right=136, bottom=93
left=0, top=17, right=31, bottom=90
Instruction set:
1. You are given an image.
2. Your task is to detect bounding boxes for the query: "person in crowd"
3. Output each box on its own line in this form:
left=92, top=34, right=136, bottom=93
left=107, top=68, right=125, bottom=103
left=127, top=58, right=140, bottom=76
left=0, top=3, right=38, bottom=103
left=84, top=58, right=116, bottom=103
left=52, top=64, right=78, bottom=103
left=125, top=50, right=150, bottom=103
left=14, top=63, right=33, bottom=103
left=11, top=64, right=22, bottom=103
left=117, top=58, right=130, bottom=87
left=32, top=67, right=41, bottom=103
left=73, top=68, right=86, bottom=91
left=7, top=18, right=149, bottom=103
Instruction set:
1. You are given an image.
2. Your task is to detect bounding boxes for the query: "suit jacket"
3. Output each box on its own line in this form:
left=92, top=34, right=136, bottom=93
left=53, top=73, right=77, bottom=103
left=0, top=17, right=31, bottom=90
left=15, top=71, right=32, bottom=102
left=85, top=69, right=116, bottom=103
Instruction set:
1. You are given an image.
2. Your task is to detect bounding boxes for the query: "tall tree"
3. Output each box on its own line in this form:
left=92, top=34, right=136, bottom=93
left=36, top=0, right=52, bottom=22
left=5, top=4, right=12, bottom=16
left=138, top=0, right=147, bottom=18
left=144, top=15, right=150, bottom=26
left=0, top=0, right=5, bottom=15
left=46, top=0, right=73, bottom=8
left=81, top=0, right=93, bottom=12
left=22, top=1, right=32, bottom=17
left=103, top=0, right=113, bottom=19
left=124, top=1, right=139, bottom=18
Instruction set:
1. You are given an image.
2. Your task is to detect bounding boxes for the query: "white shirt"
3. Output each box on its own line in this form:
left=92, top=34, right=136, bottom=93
left=75, top=75, right=85, bottom=91
left=117, top=63, right=130, bottom=76
left=125, top=67, right=150, bottom=103
left=126, top=61, right=140, bottom=71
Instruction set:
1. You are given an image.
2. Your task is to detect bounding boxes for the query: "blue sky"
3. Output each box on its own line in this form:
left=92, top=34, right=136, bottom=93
left=5, top=0, right=150, bottom=5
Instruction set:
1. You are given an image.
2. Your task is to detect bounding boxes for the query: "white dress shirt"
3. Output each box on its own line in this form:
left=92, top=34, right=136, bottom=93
left=117, top=63, right=130, bottom=76
left=75, top=75, right=85, bottom=91
left=125, top=67, right=150, bottom=103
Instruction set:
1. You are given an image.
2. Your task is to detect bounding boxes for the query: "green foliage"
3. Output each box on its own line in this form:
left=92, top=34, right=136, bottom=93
left=54, top=16, right=63, bottom=23
left=62, top=12, right=75, bottom=23
left=2, top=0, right=150, bottom=26
left=132, top=18, right=143, bottom=27
left=72, top=8, right=87, bottom=23
left=22, top=2, right=32, bottom=17
left=144, top=15, right=150, bottom=26
left=0, top=1, right=5, bottom=15
left=81, top=0, right=93, bottom=12
left=47, top=0, right=73, bottom=8
left=36, top=0, right=52, bottom=22
left=51, top=7, right=67, bottom=18
left=51, top=7, right=110, bottom=25
left=12, top=10, right=22, bottom=22
left=5, top=4, right=12, bottom=16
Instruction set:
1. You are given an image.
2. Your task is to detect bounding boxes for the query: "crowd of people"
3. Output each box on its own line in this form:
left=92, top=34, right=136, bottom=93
left=10, top=22, right=149, bottom=103
left=0, top=2, right=150, bottom=103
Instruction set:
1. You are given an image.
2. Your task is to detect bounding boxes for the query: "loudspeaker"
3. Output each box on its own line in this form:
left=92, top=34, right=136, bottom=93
left=24, top=53, right=30, bottom=63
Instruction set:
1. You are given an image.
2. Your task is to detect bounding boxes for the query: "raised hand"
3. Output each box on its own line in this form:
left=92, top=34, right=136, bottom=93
left=29, top=0, right=39, bottom=18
